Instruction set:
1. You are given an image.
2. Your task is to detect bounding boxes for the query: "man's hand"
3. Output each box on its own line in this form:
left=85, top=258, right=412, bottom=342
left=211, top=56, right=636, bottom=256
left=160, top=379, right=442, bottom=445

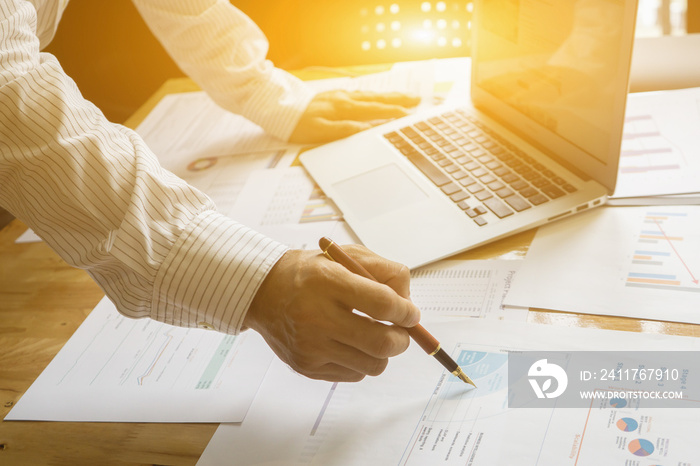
left=244, top=245, right=420, bottom=382
left=289, top=90, right=420, bottom=144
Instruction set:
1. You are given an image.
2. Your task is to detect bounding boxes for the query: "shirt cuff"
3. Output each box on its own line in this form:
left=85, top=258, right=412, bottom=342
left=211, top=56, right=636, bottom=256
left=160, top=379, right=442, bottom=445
left=151, top=210, right=288, bottom=334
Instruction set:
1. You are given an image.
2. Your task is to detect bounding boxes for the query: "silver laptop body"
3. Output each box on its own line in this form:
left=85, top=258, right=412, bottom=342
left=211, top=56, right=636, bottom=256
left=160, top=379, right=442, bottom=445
left=301, top=0, right=638, bottom=269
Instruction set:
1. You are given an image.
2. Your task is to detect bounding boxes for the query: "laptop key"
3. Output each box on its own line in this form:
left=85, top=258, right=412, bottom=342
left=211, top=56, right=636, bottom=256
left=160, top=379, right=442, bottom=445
left=532, top=178, right=551, bottom=188
left=502, top=173, right=520, bottom=184
left=563, top=184, right=577, bottom=193
left=405, top=152, right=451, bottom=187
left=528, top=193, right=549, bottom=205
left=510, top=179, right=528, bottom=190
left=467, top=183, right=485, bottom=194
left=441, top=183, right=462, bottom=195
left=474, top=216, right=488, bottom=227
left=542, top=185, right=566, bottom=199
left=465, top=208, right=478, bottom=218
left=519, top=186, right=538, bottom=198
left=475, top=190, right=493, bottom=201
left=479, top=174, right=496, bottom=184
left=451, top=191, right=470, bottom=202
left=504, top=194, right=531, bottom=212
left=464, top=161, right=481, bottom=171
left=474, top=206, right=487, bottom=216
left=459, top=176, right=477, bottom=187
left=483, top=198, right=514, bottom=218
left=457, top=200, right=471, bottom=210
left=453, top=169, right=468, bottom=180
left=486, top=180, right=505, bottom=191
left=495, top=187, right=514, bottom=199
left=494, top=167, right=510, bottom=177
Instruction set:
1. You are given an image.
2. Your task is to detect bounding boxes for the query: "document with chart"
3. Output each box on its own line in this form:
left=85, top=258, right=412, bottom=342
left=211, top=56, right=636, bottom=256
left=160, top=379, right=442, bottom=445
left=614, top=87, right=700, bottom=199
left=197, top=320, right=699, bottom=465
left=6, top=297, right=274, bottom=422
left=410, top=259, right=525, bottom=322
left=503, top=206, right=700, bottom=323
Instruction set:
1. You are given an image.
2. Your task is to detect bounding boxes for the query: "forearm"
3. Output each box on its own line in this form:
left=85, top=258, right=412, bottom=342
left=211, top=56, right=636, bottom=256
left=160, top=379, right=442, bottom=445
left=0, top=0, right=288, bottom=333
left=132, top=0, right=314, bottom=141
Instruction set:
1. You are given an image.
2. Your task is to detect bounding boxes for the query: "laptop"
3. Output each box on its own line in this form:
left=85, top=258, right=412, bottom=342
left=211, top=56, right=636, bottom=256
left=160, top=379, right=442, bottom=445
left=300, top=0, right=638, bottom=269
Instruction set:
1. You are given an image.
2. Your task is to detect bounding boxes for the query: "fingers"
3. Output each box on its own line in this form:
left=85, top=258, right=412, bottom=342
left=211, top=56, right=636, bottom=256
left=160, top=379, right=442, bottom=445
left=331, top=311, right=411, bottom=359
left=333, top=268, right=420, bottom=328
left=346, top=90, right=421, bottom=108
left=334, top=98, right=410, bottom=121
left=341, top=244, right=413, bottom=299
left=312, top=118, right=373, bottom=142
left=289, top=324, right=406, bottom=382
left=289, top=90, right=420, bottom=143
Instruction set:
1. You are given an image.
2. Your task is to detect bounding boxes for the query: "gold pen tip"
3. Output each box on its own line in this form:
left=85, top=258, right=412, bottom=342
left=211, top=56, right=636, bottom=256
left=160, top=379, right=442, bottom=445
left=453, top=367, right=477, bottom=387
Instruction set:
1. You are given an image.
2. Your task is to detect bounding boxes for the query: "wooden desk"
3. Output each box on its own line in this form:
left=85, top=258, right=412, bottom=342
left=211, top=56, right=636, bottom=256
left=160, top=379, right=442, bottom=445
left=1, top=74, right=698, bottom=465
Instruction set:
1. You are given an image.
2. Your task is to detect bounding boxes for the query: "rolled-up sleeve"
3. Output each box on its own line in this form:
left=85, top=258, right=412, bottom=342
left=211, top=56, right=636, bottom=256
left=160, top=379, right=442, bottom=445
left=0, top=0, right=288, bottom=334
left=132, top=0, right=315, bottom=141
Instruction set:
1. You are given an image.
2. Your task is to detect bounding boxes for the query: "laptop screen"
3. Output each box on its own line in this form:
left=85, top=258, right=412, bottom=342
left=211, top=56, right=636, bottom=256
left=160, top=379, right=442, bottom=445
left=471, top=0, right=638, bottom=192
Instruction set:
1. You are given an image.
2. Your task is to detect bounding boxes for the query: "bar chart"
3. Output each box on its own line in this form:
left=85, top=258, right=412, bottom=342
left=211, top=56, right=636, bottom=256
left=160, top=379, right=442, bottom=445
left=625, top=210, right=700, bottom=294
left=619, top=113, right=684, bottom=175
left=614, top=88, right=700, bottom=198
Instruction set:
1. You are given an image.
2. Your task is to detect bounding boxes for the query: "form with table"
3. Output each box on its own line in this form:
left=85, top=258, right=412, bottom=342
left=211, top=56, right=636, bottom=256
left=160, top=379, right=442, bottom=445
left=1, top=59, right=699, bottom=465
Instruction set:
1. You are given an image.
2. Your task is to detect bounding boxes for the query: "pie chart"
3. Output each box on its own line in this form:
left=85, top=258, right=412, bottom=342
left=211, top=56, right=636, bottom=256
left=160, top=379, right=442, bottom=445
left=628, top=438, right=654, bottom=457
left=616, top=417, right=638, bottom=432
left=610, top=397, right=627, bottom=408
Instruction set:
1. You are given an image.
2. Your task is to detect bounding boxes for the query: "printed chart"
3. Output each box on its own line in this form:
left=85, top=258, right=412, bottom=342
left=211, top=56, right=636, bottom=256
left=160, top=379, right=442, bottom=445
left=409, top=260, right=522, bottom=320
left=7, top=298, right=272, bottom=422
left=197, top=320, right=700, bottom=466
left=614, top=88, right=700, bottom=198
left=626, top=210, right=700, bottom=294
left=619, top=114, right=686, bottom=175
left=504, top=206, right=700, bottom=324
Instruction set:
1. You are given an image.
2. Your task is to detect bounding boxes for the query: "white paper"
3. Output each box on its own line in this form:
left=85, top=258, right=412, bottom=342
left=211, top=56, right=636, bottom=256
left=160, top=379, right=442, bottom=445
left=218, top=165, right=365, bottom=251
left=15, top=228, right=41, bottom=243
left=614, top=87, right=700, bottom=199
left=136, top=92, right=294, bottom=178
left=503, top=206, right=700, bottom=323
left=198, top=319, right=700, bottom=465
left=6, top=297, right=274, bottom=422
left=410, top=260, right=525, bottom=322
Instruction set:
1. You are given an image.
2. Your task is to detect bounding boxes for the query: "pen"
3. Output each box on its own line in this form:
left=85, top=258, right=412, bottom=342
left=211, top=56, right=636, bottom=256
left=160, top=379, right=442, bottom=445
left=319, top=237, right=476, bottom=387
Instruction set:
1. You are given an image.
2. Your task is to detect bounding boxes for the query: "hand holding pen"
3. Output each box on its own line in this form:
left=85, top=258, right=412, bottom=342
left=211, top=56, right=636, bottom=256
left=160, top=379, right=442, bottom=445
left=319, top=238, right=475, bottom=387
left=244, top=244, right=423, bottom=382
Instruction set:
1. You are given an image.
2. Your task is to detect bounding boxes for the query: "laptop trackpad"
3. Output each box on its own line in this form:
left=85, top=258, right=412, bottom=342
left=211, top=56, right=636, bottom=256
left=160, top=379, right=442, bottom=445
left=332, top=164, right=428, bottom=221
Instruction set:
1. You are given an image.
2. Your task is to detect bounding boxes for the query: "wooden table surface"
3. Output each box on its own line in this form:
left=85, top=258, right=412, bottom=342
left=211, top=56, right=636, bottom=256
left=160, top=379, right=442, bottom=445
left=1, top=72, right=698, bottom=465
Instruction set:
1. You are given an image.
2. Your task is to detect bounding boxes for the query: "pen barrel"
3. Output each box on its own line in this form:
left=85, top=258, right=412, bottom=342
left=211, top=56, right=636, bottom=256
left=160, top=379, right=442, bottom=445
left=407, top=324, right=440, bottom=354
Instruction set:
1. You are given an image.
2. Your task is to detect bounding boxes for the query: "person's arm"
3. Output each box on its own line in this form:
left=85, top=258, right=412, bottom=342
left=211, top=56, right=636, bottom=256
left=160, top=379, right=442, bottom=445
left=1, top=0, right=419, bottom=381
left=132, top=0, right=313, bottom=141
left=0, top=0, right=287, bottom=334
left=132, top=0, right=420, bottom=143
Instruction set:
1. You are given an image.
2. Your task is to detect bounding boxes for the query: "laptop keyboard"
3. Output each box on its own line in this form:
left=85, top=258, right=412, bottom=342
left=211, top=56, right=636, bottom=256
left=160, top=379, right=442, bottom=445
left=384, top=109, right=577, bottom=227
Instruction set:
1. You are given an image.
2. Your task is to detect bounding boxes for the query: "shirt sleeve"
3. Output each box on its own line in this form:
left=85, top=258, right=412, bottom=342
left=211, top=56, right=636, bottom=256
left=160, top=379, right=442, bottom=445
left=131, top=0, right=315, bottom=141
left=0, top=0, right=289, bottom=334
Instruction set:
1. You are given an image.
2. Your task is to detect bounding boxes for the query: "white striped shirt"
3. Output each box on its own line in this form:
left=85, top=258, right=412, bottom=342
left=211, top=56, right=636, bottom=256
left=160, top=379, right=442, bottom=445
left=0, top=0, right=314, bottom=334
